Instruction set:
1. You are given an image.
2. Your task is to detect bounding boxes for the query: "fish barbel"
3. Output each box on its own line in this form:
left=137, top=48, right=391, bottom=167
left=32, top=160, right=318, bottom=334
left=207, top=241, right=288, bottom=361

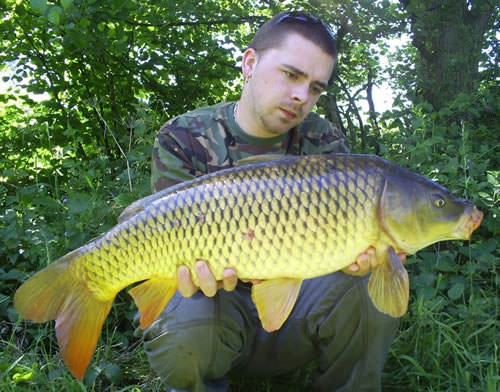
left=14, top=154, right=483, bottom=380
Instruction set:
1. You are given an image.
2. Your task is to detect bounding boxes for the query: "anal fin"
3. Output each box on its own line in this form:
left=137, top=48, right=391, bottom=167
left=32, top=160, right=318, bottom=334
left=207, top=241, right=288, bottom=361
left=251, top=278, right=303, bottom=332
left=368, top=247, right=409, bottom=318
left=128, top=278, right=177, bottom=329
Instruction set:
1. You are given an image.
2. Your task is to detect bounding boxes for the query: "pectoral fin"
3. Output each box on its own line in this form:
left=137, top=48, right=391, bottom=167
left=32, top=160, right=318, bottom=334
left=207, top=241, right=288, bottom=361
left=129, top=278, right=177, bottom=329
left=251, top=278, right=303, bottom=332
left=368, top=247, right=409, bottom=318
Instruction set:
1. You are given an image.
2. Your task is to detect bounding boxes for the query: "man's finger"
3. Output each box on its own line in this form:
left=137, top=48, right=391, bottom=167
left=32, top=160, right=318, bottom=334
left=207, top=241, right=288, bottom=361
left=195, top=260, right=217, bottom=297
left=356, top=256, right=370, bottom=273
left=177, top=265, right=198, bottom=298
left=222, top=268, right=238, bottom=291
left=343, top=262, right=363, bottom=276
left=343, top=247, right=375, bottom=276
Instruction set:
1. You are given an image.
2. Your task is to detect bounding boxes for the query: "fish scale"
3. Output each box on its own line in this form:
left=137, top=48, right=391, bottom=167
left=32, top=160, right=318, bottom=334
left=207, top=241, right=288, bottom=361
left=14, top=153, right=483, bottom=380
left=83, top=157, right=372, bottom=289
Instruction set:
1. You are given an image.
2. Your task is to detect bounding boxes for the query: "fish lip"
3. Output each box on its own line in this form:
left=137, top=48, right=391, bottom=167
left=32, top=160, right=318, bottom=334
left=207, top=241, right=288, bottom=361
left=456, top=205, right=483, bottom=239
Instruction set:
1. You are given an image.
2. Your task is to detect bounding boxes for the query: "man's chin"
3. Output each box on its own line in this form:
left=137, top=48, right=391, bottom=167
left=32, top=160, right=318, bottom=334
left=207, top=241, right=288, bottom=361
left=269, top=124, right=296, bottom=136
left=259, top=114, right=300, bottom=137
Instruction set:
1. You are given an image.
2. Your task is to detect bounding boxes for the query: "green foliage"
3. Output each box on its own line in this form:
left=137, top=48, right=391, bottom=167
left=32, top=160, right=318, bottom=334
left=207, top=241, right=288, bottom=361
left=1, top=0, right=265, bottom=163
left=0, top=103, right=161, bottom=390
left=376, top=85, right=499, bottom=392
left=395, top=0, right=498, bottom=110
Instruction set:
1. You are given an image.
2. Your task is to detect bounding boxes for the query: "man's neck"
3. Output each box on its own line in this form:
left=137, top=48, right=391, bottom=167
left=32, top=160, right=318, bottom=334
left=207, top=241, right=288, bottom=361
left=235, top=98, right=283, bottom=139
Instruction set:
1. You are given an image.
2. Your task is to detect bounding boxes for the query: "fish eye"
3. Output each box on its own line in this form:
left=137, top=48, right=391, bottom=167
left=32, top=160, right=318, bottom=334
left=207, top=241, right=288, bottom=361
left=433, top=194, right=446, bottom=208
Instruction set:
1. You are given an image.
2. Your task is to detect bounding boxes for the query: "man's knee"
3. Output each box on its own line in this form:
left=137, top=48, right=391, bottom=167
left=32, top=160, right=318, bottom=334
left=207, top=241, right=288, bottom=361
left=137, top=290, right=255, bottom=389
left=145, top=322, right=218, bottom=388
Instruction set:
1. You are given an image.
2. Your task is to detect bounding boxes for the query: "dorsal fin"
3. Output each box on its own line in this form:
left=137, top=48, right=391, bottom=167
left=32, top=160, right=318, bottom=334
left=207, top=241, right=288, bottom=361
left=118, top=203, right=146, bottom=223
left=119, top=155, right=297, bottom=223
left=118, top=180, right=198, bottom=223
left=235, top=154, right=291, bottom=166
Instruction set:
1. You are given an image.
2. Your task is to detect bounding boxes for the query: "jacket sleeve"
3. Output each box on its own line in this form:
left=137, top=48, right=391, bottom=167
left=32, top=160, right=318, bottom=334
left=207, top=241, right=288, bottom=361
left=151, top=119, right=201, bottom=193
left=320, top=122, right=350, bottom=154
left=300, top=116, right=350, bottom=156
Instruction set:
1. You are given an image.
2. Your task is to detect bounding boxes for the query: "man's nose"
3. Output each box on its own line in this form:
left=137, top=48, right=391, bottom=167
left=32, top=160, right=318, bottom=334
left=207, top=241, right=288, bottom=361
left=291, top=83, right=309, bottom=103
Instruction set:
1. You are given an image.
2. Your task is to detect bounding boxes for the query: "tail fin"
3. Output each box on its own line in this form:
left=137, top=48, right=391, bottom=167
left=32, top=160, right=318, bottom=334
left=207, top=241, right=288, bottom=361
left=14, top=249, right=114, bottom=380
left=368, top=246, right=409, bottom=318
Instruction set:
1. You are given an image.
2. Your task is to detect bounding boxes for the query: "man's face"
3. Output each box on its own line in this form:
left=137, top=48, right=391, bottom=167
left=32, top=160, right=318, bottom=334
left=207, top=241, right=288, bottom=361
left=243, top=33, right=335, bottom=138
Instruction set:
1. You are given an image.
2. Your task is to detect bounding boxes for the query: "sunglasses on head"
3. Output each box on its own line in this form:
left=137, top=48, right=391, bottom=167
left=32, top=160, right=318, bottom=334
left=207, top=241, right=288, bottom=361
left=273, top=11, right=335, bottom=41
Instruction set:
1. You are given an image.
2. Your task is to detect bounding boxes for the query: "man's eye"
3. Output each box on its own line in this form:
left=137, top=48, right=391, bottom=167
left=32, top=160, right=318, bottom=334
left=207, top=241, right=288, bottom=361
left=284, top=70, right=297, bottom=79
left=311, top=86, right=323, bottom=95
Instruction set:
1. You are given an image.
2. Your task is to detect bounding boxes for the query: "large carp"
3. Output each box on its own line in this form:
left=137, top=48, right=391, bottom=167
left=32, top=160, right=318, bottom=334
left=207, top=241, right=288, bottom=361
left=14, top=154, right=483, bottom=380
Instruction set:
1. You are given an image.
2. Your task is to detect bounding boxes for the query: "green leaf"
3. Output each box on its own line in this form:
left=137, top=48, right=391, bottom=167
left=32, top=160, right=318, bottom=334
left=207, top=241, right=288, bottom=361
left=0, top=269, right=26, bottom=281
left=101, top=361, right=122, bottom=384
left=30, top=0, right=47, bottom=14
left=79, top=18, right=90, bottom=28
left=33, top=196, right=60, bottom=209
left=115, top=192, right=137, bottom=208
left=435, top=258, right=455, bottom=272
left=66, top=193, right=91, bottom=214
left=82, top=364, right=100, bottom=386
left=60, top=0, right=72, bottom=10
left=448, top=283, right=464, bottom=300
left=7, top=306, right=19, bottom=323
left=47, top=6, right=62, bottom=25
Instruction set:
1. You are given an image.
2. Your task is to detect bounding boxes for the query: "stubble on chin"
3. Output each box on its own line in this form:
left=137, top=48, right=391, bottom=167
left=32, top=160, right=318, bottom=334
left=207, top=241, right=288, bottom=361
left=258, top=111, right=294, bottom=137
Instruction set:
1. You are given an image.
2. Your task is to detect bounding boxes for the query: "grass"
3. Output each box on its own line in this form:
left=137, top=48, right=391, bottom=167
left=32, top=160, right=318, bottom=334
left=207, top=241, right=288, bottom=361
left=0, top=318, right=163, bottom=392
left=383, top=293, right=498, bottom=392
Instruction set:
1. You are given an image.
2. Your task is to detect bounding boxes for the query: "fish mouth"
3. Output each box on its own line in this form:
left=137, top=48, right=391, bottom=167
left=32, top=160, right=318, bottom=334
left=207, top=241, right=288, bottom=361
left=456, top=206, right=483, bottom=239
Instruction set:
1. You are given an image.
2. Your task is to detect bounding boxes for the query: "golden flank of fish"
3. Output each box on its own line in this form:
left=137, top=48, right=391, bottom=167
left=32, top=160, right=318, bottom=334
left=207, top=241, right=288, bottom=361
left=14, top=154, right=483, bottom=380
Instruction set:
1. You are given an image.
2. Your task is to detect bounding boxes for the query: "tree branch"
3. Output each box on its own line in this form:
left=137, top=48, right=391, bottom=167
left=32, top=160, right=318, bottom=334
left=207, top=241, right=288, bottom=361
left=335, top=75, right=365, bottom=151
left=366, top=68, right=380, bottom=141
left=124, top=16, right=265, bottom=29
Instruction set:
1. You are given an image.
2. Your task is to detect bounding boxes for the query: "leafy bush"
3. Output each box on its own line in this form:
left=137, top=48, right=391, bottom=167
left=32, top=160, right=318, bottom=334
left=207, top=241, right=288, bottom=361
left=0, top=101, right=160, bottom=391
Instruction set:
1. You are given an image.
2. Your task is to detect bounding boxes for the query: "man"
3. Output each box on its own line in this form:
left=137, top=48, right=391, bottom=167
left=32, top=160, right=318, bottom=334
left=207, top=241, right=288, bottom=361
left=139, top=11, right=400, bottom=391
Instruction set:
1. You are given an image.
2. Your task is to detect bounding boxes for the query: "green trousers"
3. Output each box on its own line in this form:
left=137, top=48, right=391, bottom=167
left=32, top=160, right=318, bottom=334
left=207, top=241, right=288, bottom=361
left=137, top=273, right=399, bottom=391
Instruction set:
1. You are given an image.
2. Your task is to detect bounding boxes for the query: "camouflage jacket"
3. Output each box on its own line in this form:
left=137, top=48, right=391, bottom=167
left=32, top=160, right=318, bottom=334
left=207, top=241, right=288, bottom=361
left=151, top=102, right=349, bottom=192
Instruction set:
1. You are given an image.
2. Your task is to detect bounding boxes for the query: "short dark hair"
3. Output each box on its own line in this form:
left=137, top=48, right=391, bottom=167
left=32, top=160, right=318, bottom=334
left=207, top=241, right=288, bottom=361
left=248, top=11, right=337, bottom=60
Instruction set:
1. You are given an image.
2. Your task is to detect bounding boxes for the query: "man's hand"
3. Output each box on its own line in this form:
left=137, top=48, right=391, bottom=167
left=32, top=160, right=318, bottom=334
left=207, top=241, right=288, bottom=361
left=178, top=248, right=406, bottom=298
left=177, top=261, right=258, bottom=298
left=342, top=246, right=406, bottom=276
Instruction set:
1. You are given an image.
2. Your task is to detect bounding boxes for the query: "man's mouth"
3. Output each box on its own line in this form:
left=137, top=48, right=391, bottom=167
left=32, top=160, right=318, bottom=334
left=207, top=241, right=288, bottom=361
left=279, top=108, right=298, bottom=120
